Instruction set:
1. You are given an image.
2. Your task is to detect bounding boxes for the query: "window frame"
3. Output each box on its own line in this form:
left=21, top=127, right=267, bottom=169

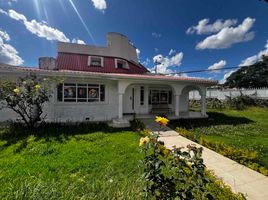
left=88, top=56, right=104, bottom=67
left=115, top=58, right=129, bottom=69
left=149, top=89, right=172, bottom=105
left=58, top=83, right=106, bottom=103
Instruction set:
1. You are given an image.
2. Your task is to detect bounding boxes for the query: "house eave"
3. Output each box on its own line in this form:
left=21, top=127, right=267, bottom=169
left=0, top=64, right=218, bottom=86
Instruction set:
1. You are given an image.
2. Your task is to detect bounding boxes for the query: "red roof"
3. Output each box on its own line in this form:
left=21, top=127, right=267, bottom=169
left=56, top=53, right=149, bottom=74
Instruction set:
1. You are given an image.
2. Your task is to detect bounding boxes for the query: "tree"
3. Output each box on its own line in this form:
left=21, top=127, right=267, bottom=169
left=224, top=55, right=268, bottom=88
left=0, top=74, right=51, bottom=130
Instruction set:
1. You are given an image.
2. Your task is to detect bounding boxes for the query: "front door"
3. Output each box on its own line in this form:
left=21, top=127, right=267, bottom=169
left=123, top=86, right=136, bottom=114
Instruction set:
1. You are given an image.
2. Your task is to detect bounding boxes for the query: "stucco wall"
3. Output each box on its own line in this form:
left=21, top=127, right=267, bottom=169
left=190, top=88, right=268, bottom=100
left=58, top=32, right=138, bottom=63
left=53, top=81, right=118, bottom=122
left=0, top=76, right=119, bottom=123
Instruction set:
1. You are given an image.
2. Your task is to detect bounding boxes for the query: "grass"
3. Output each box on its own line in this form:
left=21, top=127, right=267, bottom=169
left=169, top=107, right=268, bottom=169
left=0, top=122, right=246, bottom=199
left=0, top=129, right=143, bottom=199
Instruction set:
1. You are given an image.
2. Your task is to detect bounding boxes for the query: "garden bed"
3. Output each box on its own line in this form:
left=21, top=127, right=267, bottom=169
left=169, top=107, right=268, bottom=175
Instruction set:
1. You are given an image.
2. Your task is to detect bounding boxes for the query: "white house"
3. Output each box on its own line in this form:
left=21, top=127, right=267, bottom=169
left=0, top=32, right=217, bottom=127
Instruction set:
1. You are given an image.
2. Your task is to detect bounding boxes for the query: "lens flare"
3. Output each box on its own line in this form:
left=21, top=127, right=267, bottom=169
left=68, top=0, right=96, bottom=45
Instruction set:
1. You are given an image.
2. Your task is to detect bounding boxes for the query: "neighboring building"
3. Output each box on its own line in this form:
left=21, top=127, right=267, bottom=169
left=0, top=32, right=217, bottom=127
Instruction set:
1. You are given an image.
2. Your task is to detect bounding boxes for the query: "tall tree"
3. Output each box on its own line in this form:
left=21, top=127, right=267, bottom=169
left=224, top=55, right=268, bottom=88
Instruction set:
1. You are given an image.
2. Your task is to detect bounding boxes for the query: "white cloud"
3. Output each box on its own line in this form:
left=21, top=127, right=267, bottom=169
left=136, top=48, right=140, bottom=59
left=0, top=30, right=10, bottom=41
left=0, top=9, right=70, bottom=42
left=152, top=32, right=162, bottom=38
left=240, top=40, right=268, bottom=66
left=91, top=0, right=107, bottom=11
left=220, top=70, right=235, bottom=84
left=208, top=60, right=226, bottom=72
left=187, top=18, right=237, bottom=35
left=0, top=30, right=23, bottom=65
left=168, top=49, right=176, bottom=55
left=8, top=9, right=27, bottom=21
left=153, top=52, right=183, bottom=74
left=0, top=9, right=86, bottom=44
left=196, top=17, right=255, bottom=50
left=72, top=38, right=86, bottom=44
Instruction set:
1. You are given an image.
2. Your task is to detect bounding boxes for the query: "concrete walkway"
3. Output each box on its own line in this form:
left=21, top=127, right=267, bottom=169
left=141, top=119, right=268, bottom=200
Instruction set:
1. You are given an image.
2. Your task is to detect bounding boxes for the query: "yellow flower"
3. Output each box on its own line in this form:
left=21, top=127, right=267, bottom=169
left=155, top=116, right=169, bottom=126
left=139, top=136, right=150, bottom=146
left=13, top=88, right=20, bottom=94
left=35, top=84, right=41, bottom=90
left=22, top=81, right=27, bottom=85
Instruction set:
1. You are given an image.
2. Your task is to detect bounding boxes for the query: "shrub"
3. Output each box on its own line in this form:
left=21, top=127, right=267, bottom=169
left=175, top=127, right=198, bottom=142
left=225, top=95, right=268, bottom=110
left=0, top=74, right=51, bottom=130
left=140, top=133, right=212, bottom=199
left=175, top=127, right=268, bottom=176
left=129, top=114, right=146, bottom=131
left=206, top=98, right=226, bottom=109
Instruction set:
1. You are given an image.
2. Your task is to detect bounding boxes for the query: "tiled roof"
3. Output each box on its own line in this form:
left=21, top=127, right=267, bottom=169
left=0, top=64, right=218, bottom=85
left=56, top=53, right=149, bottom=74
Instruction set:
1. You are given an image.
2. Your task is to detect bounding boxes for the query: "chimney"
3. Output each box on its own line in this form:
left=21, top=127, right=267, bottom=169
left=39, top=57, right=56, bottom=70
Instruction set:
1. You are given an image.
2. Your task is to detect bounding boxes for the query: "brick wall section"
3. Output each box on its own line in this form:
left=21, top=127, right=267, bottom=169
left=57, top=53, right=148, bottom=74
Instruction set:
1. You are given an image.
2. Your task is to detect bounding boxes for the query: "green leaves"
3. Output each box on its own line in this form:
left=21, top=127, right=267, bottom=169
left=224, top=55, right=268, bottom=88
left=0, top=74, right=51, bottom=130
left=140, top=133, right=212, bottom=199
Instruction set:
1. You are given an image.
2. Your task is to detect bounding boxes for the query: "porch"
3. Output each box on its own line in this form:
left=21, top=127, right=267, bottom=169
left=123, top=111, right=208, bottom=120
left=111, top=80, right=209, bottom=128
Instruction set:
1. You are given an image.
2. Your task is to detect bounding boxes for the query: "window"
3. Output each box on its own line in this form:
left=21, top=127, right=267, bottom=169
left=64, top=84, right=76, bottom=102
left=115, top=59, right=129, bottom=69
left=88, top=56, right=103, bottom=67
left=57, top=83, right=105, bottom=103
left=140, top=86, right=144, bottom=105
left=149, top=89, right=172, bottom=104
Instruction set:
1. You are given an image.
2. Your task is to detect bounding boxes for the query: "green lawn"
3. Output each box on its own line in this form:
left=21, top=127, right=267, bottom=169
left=170, top=107, right=268, bottom=169
left=0, top=130, right=143, bottom=199
left=0, top=123, right=246, bottom=199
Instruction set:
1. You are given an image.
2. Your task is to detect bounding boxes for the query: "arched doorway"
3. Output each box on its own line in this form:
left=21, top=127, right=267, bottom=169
left=179, top=85, right=206, bottom=117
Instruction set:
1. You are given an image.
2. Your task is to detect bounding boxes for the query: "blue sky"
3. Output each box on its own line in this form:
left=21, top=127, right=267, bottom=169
left=0, top=0, right=268, bottom=82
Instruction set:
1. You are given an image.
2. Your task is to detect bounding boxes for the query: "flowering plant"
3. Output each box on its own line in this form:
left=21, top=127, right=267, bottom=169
left=140, top=116, right=212, bottom=199
left=0, top=74, right=51, bottom=130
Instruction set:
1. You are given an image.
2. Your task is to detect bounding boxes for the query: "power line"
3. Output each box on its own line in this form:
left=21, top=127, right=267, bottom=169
left=158, top=65, right=250, bottom=75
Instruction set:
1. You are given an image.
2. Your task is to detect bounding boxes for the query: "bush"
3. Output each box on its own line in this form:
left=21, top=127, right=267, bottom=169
left=207, top=98, right=226, bottom=109
left=225, top=95, right=268, bottom=110
left=0, top=74, right=51, bottom=130
left=175, top=127, right=198, bottom=142
left=175, top=127, right=268, bottom=176
left=140, top=133, right=211, bottom=199
left=140, top=133, right=246, bottom=199
left=129, top=114, right=146, bottom=131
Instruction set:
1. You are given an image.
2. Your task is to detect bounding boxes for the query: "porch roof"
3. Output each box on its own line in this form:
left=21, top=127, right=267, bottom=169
left=0, top=63, right=217, bottom=85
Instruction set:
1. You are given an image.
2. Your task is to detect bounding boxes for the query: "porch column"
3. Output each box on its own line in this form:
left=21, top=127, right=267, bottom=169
left=175, top=94, right=180, bottom=116
left=201, top=91, right=206, bottom=116
left=118, top=93, right=123, bottom=119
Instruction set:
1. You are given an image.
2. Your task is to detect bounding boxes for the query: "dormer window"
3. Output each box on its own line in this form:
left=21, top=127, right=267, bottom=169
left=115, top=59, right=129, bottom=69
left=88, top=56, right=103, bottom=67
